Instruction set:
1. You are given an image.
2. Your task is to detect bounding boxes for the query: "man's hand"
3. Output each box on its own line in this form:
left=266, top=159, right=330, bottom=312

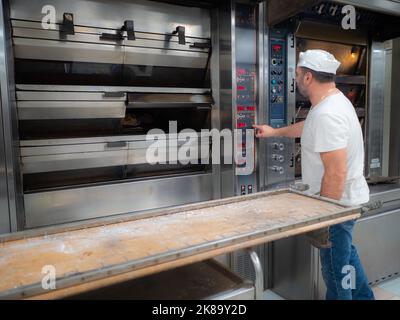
left=253, top=121, right=305, bottom=139
left=253, top=124, right=276, bottom=138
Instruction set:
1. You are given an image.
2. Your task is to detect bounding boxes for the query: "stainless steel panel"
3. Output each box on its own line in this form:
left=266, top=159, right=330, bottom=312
left=20, top=132, right=212, bottom=147
left=16, top=84, right=209, bottom=94
left=13, top=25, right=210, bottom=51
left=218, top=0, right=235, bottom=198
left=123, top=45, right=208, bottom=68
left=24, top=173, right=214, bottom=228
left=272, top=234, right=316, bottom=300
left=0, top=0, right=21, bottom=233
left=13, top=37, right=125, bottom=64
left=17, top=91, right=127, bottom=101
left=22, top=150, right=129, bottom=174
left=21, top=136, right=210, bottom=173
left=0, top=88, right=10, bottom=234
left=209, top=8, right=221, bottom=200
left=12, top=26, right=124, bottom=45
left=389, top=38, right=400, bottom=177
left=17, top=101, right=126, bottom=120
left=13, top=31, right=209, bottom=67
left=12, top=20, right=211, bottom=44
left=17, top=89, right=128, bottom=119
left=353, top=209, right=400, bottom=285
left=366, top=42, right=385, bottom=177
left=368, top=185, right=400, bottom=215
left=10, top=0, right=211, bottom=38
left=127, top=93, right=213, bottom=108
left=257, top=2, right=267, bottom=192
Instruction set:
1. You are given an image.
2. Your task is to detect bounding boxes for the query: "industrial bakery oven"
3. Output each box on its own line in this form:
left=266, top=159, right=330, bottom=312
left=1, top=0, right=284, bottom=232
left=3, top=0, right=217, bottom=228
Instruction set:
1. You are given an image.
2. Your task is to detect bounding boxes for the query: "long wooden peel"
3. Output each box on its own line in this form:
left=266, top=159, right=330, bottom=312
left=0, top=189, right=360, bottom=299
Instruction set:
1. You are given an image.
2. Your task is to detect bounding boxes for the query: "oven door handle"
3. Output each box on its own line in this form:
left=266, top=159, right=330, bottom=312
left=99, top=32, right=124, bottom=42
left=105, top=141, right=128, bottom=149
left=103, top=91, right=126, bottom=98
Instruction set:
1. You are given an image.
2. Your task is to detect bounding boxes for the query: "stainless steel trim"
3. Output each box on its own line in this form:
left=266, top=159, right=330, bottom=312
left=123, top=45, right=208, bottom=68
left=16, top=84, right=210, bottom=94
left=208, top=286, right=255, bottom=300
left=218, top=0, right=235, bottom=198
left=24, top=173, right=214, bottom=228
left=13, top=37, right=125, bottom=64
left=17, top=101, right=126, bottom=120
left=0, top=0, right=20, bottom=232
left=10, top=0, right=211, bottom=38
left=247, top=249, right=264, bottom=300
left=257, top=2, right=267, bottom=191
left=17, top=91, right=127, bottom=101
left=21, top=140, right=210, bottom=174
left=210, top=8, right=221, bottom=200
left=366, top=42, right=385, bottom=177
left=127, top=93, right=213, bottom=108
left=12, top=26, right=210, bottom=51
left=20, top=132, right=212, bottom=146
left=11, top=20, right=211, bottom=43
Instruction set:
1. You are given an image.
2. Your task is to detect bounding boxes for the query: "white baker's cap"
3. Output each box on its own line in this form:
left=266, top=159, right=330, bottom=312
left=297, top=49, right=341, bottom=75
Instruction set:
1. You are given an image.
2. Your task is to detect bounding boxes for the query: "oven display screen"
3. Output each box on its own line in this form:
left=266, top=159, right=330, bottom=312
left=272, top=44, right=282, bottom=53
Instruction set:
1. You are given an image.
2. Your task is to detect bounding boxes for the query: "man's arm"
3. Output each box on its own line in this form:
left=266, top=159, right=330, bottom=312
left=320, top=148, right=347, bottom=201
left=253, top=121, right=304, bottom=138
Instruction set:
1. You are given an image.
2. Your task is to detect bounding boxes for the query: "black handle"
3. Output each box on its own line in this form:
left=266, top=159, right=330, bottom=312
left=61, top=12, right=75, bottom=35
left=122, top=20, right=135, bottom=40
left=290, top=79, right=295, bottom=93
left=100, top=20, right=135, bottom=42
left=172, top=26, right=186, bottom=45
left=106, top=141, right=127, bottom=148
left=190, top=42, right=211, bottom=49
left=103, top=91, right=125, bottom=98
left=100, top=32, right=124, bottom=41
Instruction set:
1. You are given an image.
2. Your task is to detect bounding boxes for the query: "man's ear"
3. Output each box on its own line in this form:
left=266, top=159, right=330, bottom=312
left=304, top=71, right=312, bottom=82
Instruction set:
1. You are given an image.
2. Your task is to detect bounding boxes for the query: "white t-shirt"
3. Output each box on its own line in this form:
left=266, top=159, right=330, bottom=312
left=301, top=91, right=369, bottom=206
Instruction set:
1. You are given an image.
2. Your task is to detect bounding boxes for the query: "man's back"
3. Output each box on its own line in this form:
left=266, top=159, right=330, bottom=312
left=301, top=91, right=369, bottom=206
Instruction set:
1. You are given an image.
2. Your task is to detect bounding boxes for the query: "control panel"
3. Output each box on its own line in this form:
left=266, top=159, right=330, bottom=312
left=269, top=37, right=287, bottom=129
left=265, top=29, right=295, bottom=189
left=235, top=4, right=257, bottom=195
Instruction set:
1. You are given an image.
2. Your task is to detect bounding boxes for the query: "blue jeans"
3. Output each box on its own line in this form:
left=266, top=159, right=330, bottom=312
left=319, top=220, right=375, bottom=300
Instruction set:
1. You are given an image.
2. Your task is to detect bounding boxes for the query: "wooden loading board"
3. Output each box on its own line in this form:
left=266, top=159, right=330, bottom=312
left=0, top=189, right=361, bottom=299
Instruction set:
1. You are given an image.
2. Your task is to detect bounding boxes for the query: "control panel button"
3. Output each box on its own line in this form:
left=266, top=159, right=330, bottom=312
left=272, top=142, right=285, bottom=151
left=272, top=154, right=285, bottom=163
left=271, top=166, right=285, bottom=174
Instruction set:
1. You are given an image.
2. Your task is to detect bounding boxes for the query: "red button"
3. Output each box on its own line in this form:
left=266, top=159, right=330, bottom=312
left=237, top=85, right=246, bottom=91
left=237, top=106, right=245, bottom=111
left=247, top=106, right=255, bottom=111
left=237, top=122, right=246, bottom=128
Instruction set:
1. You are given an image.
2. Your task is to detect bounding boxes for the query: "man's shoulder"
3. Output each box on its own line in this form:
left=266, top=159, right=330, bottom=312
left=315, top=95, right=354, bottom=119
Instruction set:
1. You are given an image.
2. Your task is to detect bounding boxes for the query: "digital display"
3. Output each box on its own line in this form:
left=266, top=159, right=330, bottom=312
left=272, top=44, right=282, bottom=52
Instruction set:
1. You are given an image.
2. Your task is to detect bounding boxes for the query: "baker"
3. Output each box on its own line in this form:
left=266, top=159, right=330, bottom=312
left=253, top=49, right=374, bottom=300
